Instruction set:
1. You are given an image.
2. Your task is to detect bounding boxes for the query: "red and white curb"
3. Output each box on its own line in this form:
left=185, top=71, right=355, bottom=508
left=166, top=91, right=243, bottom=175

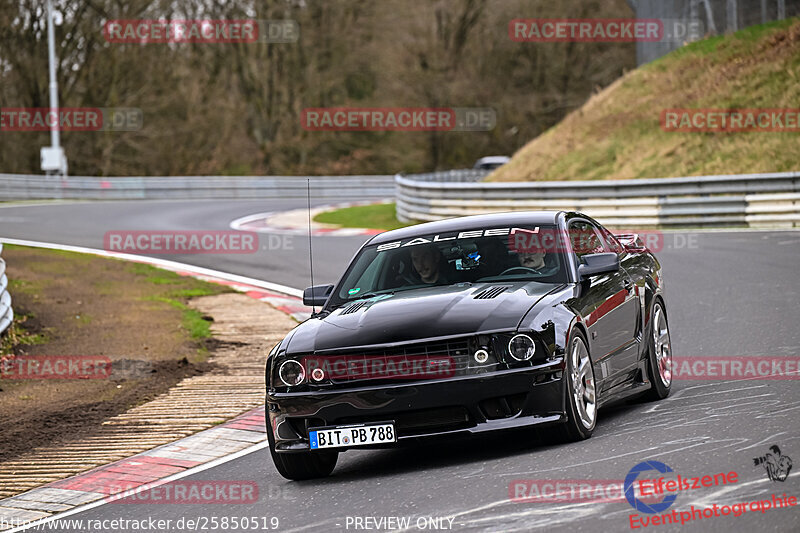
left=0, top=238, right=308, bottom=532
left=229, top=200, right=389, bottom=237
left=183, top=274, right=311, bottom=322
left=0, top=409, right=268, bottom=532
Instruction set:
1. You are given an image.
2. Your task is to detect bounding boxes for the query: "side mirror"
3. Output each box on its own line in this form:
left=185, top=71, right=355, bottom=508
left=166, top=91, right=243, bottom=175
left=303, top=284, right=334, bottom=307
left=578, top=253, right=619, bottom=279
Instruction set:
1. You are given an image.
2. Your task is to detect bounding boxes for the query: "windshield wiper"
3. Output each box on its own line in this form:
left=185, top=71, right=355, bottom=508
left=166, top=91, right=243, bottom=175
left=348, top=290, right=394, bottom=302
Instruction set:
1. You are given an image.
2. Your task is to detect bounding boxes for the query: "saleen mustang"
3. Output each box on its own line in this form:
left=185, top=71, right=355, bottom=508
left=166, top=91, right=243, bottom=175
left=266, top=211, right=672, bottom=479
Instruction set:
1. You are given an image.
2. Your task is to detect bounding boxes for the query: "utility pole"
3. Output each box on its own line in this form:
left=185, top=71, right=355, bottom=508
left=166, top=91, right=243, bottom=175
left=40, top=0, right=68, bottom=177
left=689, top=0, right=700, bottom=40
left=698, top=0, right=718, bottom=36
left=726, top=0, right=738, bottom=33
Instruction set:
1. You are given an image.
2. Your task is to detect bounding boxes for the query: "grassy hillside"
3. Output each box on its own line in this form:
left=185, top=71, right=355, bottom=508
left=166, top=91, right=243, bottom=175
left=489, top=19, right=800, bottom=182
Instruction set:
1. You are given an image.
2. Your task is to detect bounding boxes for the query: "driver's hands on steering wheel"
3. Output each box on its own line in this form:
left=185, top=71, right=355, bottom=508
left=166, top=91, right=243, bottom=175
left=500, top=266, right=543, bottom=276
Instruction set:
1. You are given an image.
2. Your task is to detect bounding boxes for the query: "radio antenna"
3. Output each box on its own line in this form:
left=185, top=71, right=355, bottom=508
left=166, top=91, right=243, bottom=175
left=307, top=178, right=316, bottom=315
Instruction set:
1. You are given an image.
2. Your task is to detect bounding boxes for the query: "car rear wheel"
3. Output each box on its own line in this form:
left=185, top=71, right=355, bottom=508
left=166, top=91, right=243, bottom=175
left=644, top=299, right=672, bottom=401
left=267, top=421, right=338, bottom=480
left=557, top=329, right=596, bottom=441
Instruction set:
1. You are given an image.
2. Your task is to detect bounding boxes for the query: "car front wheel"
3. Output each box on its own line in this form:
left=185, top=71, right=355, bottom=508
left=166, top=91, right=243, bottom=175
left=557, top=329, right=597, bottom=441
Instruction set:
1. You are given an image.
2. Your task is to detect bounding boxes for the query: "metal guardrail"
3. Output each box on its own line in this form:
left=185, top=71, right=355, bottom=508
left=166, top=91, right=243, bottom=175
left=0, top=174, right=395, bottom=200
left=399, top=169, right=490, bottom=183
left=395, top=171, right=800, bottom=228
left=3, top=170, right=799, bottom=228
left=0, top=243, right=12, bottom=335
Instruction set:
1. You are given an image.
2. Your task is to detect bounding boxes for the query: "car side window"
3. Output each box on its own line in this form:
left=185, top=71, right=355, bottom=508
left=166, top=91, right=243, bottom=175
left=597, top=226, right=624, bottom=254
left=568, top=220, right=605, bottom=260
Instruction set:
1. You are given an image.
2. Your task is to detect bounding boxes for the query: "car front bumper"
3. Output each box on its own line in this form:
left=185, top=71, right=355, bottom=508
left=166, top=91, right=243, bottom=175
left=267, top=360, right=566, bottom=453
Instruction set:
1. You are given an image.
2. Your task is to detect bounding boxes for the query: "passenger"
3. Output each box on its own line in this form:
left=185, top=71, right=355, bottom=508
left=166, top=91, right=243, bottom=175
left=410, top=245, right=448, bottom=284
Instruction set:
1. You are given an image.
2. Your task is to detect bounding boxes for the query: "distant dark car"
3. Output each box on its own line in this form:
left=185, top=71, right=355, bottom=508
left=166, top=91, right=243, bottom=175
left=473, top=155, right=510, bottom=170
left=266, top=211, right=672, bottom=479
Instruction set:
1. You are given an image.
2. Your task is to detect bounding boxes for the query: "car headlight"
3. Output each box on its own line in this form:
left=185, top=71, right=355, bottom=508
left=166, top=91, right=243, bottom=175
left=278, top=359, right=306, bottom=387
left=508, top=334, right=536, bottom=361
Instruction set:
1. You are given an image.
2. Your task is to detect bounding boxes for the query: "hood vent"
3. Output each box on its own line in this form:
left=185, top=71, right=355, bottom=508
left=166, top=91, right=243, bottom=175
left=340, top=300, right=371, bottom=315
left=473, top=286, right=511, bottom=300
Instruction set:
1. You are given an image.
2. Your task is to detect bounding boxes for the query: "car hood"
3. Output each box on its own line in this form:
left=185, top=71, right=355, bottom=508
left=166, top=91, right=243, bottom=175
left=286, top=281, right=563, bottom=353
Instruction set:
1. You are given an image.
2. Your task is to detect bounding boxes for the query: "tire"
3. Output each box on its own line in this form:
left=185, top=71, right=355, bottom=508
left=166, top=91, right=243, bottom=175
left=556, top=329, right=597, bottom=442
left=267, top=420, right=338, bottom=480
left=643, top=298, right=672, bottom=401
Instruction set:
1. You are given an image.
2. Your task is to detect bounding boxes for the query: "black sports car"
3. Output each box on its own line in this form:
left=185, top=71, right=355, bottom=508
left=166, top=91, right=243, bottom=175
left=265, top=211, right=672, bottom=480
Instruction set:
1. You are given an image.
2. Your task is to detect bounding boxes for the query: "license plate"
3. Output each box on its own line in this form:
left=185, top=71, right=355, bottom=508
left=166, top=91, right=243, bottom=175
left=309, top=422, right=396, bottom=450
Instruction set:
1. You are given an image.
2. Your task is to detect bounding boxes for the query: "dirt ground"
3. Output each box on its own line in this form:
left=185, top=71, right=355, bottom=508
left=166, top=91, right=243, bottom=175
left=0, top=245, right=232, bottom=463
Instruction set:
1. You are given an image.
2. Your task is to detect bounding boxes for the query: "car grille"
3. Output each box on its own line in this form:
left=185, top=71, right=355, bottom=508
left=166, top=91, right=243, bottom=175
left=287, top=407, right=473, bottom=439
left=316, top=338, right=473, bottom=385
left=336, top=406, right=472, bottom=437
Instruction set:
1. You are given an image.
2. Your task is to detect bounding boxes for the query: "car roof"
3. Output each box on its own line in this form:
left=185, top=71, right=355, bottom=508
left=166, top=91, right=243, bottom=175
left=368, top=211, right=565, bottom=245
left=474, top=155, right=510, bottom=164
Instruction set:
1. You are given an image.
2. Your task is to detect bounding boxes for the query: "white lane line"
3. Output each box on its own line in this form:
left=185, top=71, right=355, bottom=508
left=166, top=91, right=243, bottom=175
left=3, top=441, right=270, bottom=533
left=0, top=201, right=88, bottom=209
left=734, top=432, right=792, bottom=453
left=0, top=237, right=293, bottom=531
left=229, top=200, right=387, bottom=236
left=229, top=210, right=281, bottom=230
left=643, top=384, right=769, bottom=413
left=387, top=495, right=602, bottom=533
left=0, top=238, right=302, bottom=297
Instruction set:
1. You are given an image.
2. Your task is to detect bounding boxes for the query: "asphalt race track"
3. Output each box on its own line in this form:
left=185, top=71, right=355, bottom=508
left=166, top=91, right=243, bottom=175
left=0, top=200, right=365, bottom=290
left=1, top=200, right=799, bottom=532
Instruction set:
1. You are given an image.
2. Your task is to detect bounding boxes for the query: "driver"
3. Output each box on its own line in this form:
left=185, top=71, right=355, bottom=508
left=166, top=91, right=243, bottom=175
left=518, top=251, right=546, bottom=270
left=410, top=245, right=448, bottom=284
left=516, top=249, right=558, bottom=276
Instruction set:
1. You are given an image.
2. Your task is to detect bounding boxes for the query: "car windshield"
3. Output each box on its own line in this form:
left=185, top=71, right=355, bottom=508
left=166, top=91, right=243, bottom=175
left=330, top=225, right=568, bottom=307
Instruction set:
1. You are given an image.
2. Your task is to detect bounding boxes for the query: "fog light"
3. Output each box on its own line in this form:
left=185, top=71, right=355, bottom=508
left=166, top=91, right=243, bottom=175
left=474, top=349, right=489, bottom=364
left=508, top=334, right=536, bottom=361
left=311, top=367, right=325, bottom=382
left=278, top=360, right=305, bottom=386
